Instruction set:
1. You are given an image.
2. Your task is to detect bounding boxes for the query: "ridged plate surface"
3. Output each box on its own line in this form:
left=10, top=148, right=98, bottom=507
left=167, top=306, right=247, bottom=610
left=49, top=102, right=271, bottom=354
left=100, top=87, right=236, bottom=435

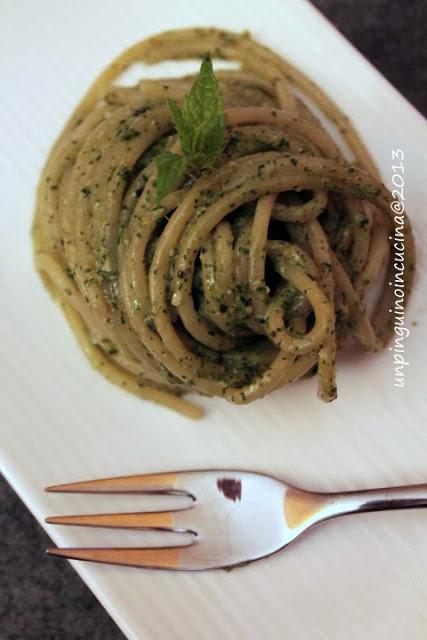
left=1, top=1, right=427, bottom=638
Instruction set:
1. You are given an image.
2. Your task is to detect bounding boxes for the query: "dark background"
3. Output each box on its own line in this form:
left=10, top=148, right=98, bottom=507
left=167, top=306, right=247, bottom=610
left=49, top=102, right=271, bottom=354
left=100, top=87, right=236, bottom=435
left=1, top=1, right=425, bottom=638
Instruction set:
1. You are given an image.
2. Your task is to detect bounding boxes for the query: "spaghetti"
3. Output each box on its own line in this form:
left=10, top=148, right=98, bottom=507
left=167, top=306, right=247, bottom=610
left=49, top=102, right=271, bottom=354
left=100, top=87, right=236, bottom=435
left=33, top=28, right=415, bottom=418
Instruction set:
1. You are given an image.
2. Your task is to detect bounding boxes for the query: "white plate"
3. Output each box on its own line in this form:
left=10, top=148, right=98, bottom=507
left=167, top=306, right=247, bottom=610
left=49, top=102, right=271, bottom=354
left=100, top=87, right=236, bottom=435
left=1, top=1, right=427, bottom=638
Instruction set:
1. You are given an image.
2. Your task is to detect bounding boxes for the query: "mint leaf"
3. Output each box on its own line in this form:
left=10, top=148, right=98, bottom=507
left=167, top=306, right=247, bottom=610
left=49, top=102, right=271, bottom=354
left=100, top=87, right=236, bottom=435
left=166, top=99, right=193, bottom=157
left=155, top=152, right=186, bottom=204
left=155, top=52, right=225, bottom=203
left=168, top=52, right=225, bottom=169
left=182, top=52, right=225, bottom=167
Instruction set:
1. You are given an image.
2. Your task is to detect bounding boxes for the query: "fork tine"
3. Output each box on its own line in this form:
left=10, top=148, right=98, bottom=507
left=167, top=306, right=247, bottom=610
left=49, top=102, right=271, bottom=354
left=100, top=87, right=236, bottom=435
left=45, top=511, right=192, bottom=531
left=46, top=545, right=194, bottom=569
left=45, top=472, right=181, bottom=494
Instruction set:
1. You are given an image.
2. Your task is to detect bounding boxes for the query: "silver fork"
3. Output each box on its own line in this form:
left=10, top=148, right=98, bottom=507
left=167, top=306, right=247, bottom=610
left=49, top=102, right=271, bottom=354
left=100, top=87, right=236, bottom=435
left=45, top=470, right=427, bottom=570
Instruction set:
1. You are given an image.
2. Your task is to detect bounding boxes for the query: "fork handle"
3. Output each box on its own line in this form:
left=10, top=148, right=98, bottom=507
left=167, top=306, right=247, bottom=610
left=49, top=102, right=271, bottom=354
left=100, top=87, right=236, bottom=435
left=331, top=484, right=427, bottom=518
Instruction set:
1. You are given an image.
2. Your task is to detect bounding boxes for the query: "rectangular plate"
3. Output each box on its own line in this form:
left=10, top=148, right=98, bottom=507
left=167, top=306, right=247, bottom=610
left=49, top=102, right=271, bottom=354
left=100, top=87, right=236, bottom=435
left=1, top=1, right=427, bottom=638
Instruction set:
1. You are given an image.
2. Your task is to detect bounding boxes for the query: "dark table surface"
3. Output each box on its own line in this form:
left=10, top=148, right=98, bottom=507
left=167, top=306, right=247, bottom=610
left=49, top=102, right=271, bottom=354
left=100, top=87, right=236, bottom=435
left=1, top=1, right=425, bottom=638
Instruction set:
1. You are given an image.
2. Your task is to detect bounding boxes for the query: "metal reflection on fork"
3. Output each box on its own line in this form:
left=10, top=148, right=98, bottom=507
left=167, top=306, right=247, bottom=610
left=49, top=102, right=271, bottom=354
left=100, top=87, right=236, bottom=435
left=45, top=470, right=427, bottom=570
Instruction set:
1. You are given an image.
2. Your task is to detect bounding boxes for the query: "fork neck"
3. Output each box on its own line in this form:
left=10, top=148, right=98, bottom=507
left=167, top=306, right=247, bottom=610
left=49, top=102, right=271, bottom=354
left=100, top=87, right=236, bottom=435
left=329, top=484, right=427, bottom=518
left=284, top=484, right=427, bottom=531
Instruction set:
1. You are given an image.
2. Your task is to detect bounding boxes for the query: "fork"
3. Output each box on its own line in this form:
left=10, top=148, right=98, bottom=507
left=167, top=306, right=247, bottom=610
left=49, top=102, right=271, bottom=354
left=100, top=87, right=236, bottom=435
left=45, top=470, right=427, bottom=570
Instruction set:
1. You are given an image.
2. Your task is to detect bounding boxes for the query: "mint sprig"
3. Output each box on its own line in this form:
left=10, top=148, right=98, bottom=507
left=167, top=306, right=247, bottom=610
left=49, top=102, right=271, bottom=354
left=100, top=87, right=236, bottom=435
left=155, top=53, right=225, bottom=204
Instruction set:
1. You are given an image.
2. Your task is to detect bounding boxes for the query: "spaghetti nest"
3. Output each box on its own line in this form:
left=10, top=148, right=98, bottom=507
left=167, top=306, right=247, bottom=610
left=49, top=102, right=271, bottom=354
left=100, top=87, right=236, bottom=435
left=33, top=28, right=415, bottom=418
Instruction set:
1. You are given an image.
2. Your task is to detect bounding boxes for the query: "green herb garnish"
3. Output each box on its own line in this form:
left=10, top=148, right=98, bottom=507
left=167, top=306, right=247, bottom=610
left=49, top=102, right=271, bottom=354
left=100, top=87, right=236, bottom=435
left=155, top=53, right=225, bottom=203
left=155, top=152, right=187, bottom=203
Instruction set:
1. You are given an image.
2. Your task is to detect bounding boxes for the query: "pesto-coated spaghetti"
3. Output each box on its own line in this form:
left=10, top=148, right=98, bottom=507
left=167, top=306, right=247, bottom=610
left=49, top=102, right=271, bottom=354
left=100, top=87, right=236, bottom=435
left=33, top=28, right=415, bottom=418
